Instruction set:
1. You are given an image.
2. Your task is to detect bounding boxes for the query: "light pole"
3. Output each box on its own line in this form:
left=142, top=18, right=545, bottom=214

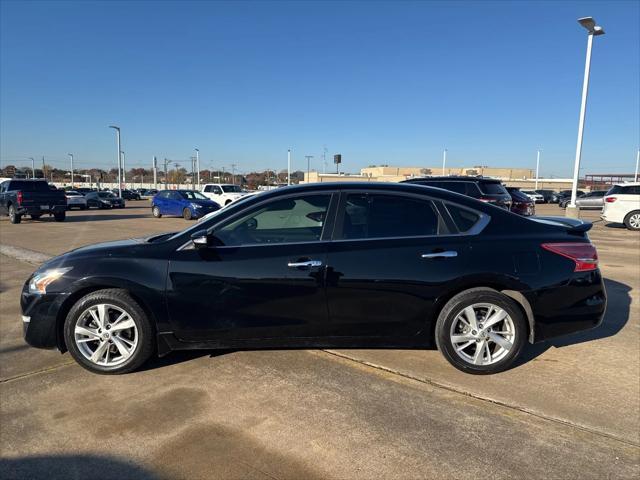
left=68, top=153, right=74, bottom=187
left=567, top=17, right=605, bottom=218
left=195, top=149, right=200, bottom=189
left=287, top=149, right=291, bottom=185
left=635, top=148, right=639, bottom=182
left=442, top=149, right=447, bottom=175
left=535, top=149, right=541, bottom=190
left=29, top=157, right=35, bottom=179
left=109, top=126, right=122, bottom=198
left=230, top=163, right=237, bottom=185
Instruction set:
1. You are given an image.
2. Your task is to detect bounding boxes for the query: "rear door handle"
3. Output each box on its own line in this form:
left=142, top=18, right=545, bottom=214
left=287, top=260, right=323, bottom=268
left=421, top=251, right=458, bottom=259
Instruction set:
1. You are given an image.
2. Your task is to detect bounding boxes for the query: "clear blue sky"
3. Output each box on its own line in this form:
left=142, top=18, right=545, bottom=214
left=1, top=0, right=638, bottom=177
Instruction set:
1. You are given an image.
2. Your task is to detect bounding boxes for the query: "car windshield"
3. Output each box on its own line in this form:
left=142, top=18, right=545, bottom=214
left=221, top=185, right=242, bottom=193
left=66, top=192, right=81, bottom=196
left=479, top=182, right=508, bottom=195
left=98, top=192, right=115, bottom=198
left=179, top=191, right=208, bottom=200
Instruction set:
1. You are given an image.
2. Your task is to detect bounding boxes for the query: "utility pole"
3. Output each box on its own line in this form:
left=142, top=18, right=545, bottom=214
left=42, top=156, right=46, bottom=181
left=323, top=145, right=328, bottom=174
left=121, top=151, right=126, bottom=189
left=305, top=155, right=313, bottom=182
left=29, top=157, right=35, bottom=179
left=442, top=149, right=447, bottom=175
left=635, top=148, right=639, bottom=182
left=153, top=156, right=157, bottom=189
left=287, top=149, right=291, bottom=185
left=535, top=149, right=541, bottom=190
left=163, top=158, right=170, bottom=188
left=68, top=153, right=74, bottom=187
left=230, top=163, right=237, bottom=185
left=190, top=156, right=196, bottom=189
left=195, top=148, right=200, bottom=189
left=174, top=162, right=180, bottom=189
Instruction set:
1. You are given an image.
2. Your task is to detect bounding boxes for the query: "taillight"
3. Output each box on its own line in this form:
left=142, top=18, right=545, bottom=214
left=541, top=242, right=598, bottom=272
left=605, top=197, right=617, bottom=203
left=16, top=191, right=23, bottom=205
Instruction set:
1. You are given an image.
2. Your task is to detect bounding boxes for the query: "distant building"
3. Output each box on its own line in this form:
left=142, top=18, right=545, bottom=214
left=303, top=165, right=577, bottom=190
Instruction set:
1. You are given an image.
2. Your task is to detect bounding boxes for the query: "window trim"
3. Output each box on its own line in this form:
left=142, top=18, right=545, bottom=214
left=178, top=191, right=338, bottom=250
left=331, top=189, right=489, bottom=242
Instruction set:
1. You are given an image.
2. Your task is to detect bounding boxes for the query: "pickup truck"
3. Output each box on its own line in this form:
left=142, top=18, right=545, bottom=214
left=201, top=183, right=251, bottom=206
left=0, top=179, right=67, bottom=223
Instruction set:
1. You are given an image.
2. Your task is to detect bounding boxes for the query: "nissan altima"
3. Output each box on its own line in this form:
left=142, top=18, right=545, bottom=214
left=21, top=182, right=606, bottom=375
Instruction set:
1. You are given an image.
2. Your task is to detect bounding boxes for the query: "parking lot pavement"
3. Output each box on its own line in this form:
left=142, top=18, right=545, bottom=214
left=0, top=201, right=187, bottom=256
left=1, top=203, right=639, bottom=478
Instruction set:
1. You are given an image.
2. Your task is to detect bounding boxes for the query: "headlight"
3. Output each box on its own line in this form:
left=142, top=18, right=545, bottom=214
left=190, top=203, right=202, bottom=209
left=29, top=267, right=73, bottom=294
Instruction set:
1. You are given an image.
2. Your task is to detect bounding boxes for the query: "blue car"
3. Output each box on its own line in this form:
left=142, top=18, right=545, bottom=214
left=151, top=190, right=221, bottom=220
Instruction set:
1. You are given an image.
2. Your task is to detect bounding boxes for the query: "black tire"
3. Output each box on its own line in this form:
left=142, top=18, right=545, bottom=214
left=435, top=288, right=527, bottom=375
left=8, top=205, right=21, bottom=224
left=623, top=210, right=640, bottom=231
left=63, top=289, right=155, bottom=375
left=152, top=205, right=162, bottom=218
left=31, top=214, right=42, bottom=220
left=54, top=212, right=66, bottom=222
left=183, top=207, right=192, bottom=220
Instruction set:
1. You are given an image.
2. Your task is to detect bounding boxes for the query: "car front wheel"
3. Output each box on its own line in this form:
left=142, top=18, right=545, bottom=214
left=183, top=207, right=192, bottom=220
left=64, top=289, right=154, bottom=374
left=435, top=288, right=526, bottom=374
left=152, top=205, right=162, bottom=218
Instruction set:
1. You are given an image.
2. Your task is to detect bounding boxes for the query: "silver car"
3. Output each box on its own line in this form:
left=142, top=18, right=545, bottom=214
left=575, top=190, right=608, bottom=209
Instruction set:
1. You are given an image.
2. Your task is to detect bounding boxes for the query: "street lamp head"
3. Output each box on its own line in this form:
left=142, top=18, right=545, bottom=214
left=578, top=17, right=605, bottom=36
left=108, top=125, right=120, bottom=131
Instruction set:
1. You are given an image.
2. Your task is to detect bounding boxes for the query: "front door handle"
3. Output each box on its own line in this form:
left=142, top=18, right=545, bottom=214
left=421, top=251, right=458, bottom=259
left=287, top=260, right=323, bottom=268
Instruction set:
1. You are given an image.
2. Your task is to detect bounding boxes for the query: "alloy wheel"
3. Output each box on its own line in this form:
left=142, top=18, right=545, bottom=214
left=449, top=303, right=516, bottom=366
left=629, top=213, right=640, bottom=230
left=74, top=304, right=138, bottom=367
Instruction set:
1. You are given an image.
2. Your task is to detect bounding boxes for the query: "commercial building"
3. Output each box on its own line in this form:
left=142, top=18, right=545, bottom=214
left=303, top=165, right=576, bottom=190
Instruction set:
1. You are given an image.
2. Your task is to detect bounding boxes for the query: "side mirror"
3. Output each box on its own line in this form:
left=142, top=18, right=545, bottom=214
left=191, top=229, right=212, bottom=250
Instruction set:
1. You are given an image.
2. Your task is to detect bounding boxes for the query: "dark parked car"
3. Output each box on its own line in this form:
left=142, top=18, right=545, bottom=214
left=75, top=187, right=97, bottom=195
left=534, top=189, right=559, bottom=203
left=0, top=179, right=67, bottom=223
left=85, top=191, right=125, bottom=209
left=506, top=187, right=535, bottom=216
left=22, top=183, right=606, bottom=375
left=557, top=190, right=585, bottom=207
left=402, top=176, right=512, bottom=210
left=151, top=190, right=221, bottom=220
left=112, top=189, right=141, bottom=200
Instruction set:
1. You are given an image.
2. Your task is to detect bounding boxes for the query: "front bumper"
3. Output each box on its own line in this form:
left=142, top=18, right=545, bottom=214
left=528, top=269, right=607, bottom=342
left=21, top=281, right=68, bottom=350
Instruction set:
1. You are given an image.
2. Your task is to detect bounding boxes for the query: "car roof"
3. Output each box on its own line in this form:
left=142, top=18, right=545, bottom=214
left=612, top=182, right=640, bottom=187
left=402, top=176, right=502, bottom=184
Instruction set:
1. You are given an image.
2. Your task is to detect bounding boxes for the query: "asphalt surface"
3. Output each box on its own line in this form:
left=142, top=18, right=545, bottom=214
left=1, top=202, right=639, bottom=479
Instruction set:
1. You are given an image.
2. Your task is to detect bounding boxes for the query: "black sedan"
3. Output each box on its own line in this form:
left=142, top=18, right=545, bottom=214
left=21, top=183, right=606, bottom=375
left=85, top=191, right=126, bottom=209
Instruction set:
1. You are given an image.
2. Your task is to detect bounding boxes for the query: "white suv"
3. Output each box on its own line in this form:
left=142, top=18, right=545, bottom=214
left=201, top=184, right=248, bottom=206
left=601, top=182, right=640, bottom=231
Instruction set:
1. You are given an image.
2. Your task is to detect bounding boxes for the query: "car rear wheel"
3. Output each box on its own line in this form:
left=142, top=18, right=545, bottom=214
left=183, top=207, right=192, bottom=220
left=435, top=288, right=526, bottom=374
left=64, top=289, right=154, bottom=375
left=8, top=205, right=21, bottom=224
left=624, top=211, right=640, bottom=231
left=152, top=206, right=162, bottom=218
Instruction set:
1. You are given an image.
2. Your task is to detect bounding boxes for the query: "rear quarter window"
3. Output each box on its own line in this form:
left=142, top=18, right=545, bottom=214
left=479, top=182, right=508, bottom=195
left=445, top=203, right=482, bottom=233
left=607, top=185, right=640, bottom=195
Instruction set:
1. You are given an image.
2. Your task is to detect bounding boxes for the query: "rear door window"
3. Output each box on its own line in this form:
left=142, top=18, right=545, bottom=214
left=340, top=193, right=444, bottom=239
